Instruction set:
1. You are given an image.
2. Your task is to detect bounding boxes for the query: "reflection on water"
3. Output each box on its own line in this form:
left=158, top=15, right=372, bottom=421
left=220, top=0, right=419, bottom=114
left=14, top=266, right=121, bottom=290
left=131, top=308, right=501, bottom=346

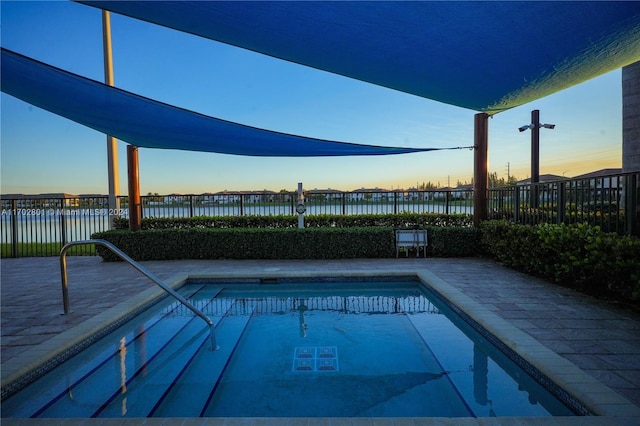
left=1, top=282, right=575, bottom=418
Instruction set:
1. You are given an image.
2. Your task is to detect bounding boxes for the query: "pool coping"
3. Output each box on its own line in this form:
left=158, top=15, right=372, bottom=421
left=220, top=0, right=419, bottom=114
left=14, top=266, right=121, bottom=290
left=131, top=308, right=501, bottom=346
left=2, top=267, right=640, bottom=423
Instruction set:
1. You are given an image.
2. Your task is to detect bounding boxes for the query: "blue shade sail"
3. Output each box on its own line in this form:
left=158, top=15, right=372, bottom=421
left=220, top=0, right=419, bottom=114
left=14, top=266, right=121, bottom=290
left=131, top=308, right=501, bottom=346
left=1, top=48, right=447, bottom=157
left=79, top=1, right=640, bottom=113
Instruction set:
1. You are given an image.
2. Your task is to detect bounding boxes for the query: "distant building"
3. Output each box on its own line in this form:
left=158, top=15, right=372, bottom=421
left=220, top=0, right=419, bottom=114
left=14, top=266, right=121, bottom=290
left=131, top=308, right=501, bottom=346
left=246, top=190, right=277, bottom=203
left=306, top=188, right=342, bottom=202
left=1, top=193, right=80, bottom=208
left=573, top=168, right=624, bottom=201
left=452, top=184, right=473, bottom=199
left=349, top=187, right=390, bottom=202
left=209, top=190, right=241, bottom=203
left=516, top=174, right=567, bottom=185
left=163, top=193, right=183, bottom=204
left=572, top=168, right=622, bottom=180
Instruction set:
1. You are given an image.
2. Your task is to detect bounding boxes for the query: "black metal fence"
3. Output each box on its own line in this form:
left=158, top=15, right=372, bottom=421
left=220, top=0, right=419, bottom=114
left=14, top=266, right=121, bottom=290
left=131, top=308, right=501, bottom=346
left=1, top=196, right=114, bottom=257
left=488, top=171, right=639, bottom=235
left=2, top=172, right=637, bottom=257
left=121, top=189, right=474, bottom=219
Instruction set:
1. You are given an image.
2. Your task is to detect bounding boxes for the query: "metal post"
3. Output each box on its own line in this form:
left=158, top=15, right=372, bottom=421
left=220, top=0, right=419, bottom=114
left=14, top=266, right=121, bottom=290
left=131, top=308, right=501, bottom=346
left=557, top=181, right=566, bottom=225
left=473, top=113, right=489, bottom=227
left=103, top=10, right=120, bottom=230
left=297, top=182, right=305, bottom=229
left=445, top=191, right=451, bottom=215
left=127, top=145, right=142, bottom=232
left=531, top=109, right=540, bottom=209
left=514, top=185, right=520, bottom=223
left=11, top=199, right=18, bottom=258
left=393, top=191, right=398, bottom=215
left=60, top=199, right=67, bottom=246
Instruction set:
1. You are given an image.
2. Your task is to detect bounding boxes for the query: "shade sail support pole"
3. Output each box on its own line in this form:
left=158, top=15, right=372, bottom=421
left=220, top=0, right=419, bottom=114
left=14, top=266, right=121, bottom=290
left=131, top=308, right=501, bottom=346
left=103, top=10, right=120, bottom=229
left=473, top=113, right=489, bottom=227
left=127, top=145, right=142, bottom=231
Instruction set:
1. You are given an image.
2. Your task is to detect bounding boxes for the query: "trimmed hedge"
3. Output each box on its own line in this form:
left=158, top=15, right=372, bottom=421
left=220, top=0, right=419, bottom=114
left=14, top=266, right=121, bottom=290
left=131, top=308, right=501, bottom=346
left=481, top=220, right=640, bottom=301
left=92, top=226, right=480, bottom=261
left=112, top=212, right=473, bottom=230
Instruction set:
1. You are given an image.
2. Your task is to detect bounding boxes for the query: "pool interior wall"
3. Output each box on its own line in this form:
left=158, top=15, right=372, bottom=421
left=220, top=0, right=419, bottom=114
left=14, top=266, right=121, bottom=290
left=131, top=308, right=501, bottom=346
left=1, top=269, right=636, bottom=422
left=4, top=276, right=581, bottom=418
left=194, top=279, right=575, bottom=417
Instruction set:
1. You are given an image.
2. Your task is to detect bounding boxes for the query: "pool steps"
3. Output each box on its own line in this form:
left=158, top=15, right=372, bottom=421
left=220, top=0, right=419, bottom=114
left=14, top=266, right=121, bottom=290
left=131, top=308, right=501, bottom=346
left=10, top=296, right=255, bottom=418
left=60, top=240, right=218, bottom=351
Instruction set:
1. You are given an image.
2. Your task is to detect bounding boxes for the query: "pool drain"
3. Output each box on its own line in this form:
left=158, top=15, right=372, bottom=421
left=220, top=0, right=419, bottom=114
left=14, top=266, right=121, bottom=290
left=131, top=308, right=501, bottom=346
left=293, top=346, right=339, bottom=372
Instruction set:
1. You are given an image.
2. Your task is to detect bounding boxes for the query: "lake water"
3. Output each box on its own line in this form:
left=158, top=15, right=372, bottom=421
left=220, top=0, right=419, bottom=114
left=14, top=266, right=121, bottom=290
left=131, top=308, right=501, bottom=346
left=1, top=203, right=473, bottom=244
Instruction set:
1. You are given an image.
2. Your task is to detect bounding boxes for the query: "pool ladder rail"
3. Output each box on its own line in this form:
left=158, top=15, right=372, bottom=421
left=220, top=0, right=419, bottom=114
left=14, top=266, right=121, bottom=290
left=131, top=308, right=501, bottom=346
left=59, top=239, right=219, bottom=351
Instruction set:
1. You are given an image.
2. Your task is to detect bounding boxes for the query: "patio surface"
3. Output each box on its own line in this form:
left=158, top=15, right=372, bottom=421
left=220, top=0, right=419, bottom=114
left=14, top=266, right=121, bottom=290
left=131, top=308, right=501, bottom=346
left=1, top=256, right=639, bottom=425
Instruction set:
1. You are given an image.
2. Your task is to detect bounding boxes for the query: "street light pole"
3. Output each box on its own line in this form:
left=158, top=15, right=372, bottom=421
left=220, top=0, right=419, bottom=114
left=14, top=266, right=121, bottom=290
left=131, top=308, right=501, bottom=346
left=519, top=109, right=554, bottom=209
left=531, top=109, right=540, bottom=208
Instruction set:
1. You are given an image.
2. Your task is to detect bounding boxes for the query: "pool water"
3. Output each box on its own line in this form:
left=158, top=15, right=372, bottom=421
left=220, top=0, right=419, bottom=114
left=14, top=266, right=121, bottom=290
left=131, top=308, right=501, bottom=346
left=2, top=279, right=576, bottom=418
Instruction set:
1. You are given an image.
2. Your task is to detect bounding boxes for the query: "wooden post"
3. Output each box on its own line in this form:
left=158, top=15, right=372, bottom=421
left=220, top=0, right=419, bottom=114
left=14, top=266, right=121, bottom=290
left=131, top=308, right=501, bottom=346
left=473, top=113, right=489, bottom=227
left=127, top=145, right=142, bottom=232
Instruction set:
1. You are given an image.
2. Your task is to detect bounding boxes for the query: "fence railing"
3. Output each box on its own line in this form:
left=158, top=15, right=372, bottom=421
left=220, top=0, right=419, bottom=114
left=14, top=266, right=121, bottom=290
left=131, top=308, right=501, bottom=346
left=1, top=196, right=114, bottom=257
left=121, top=189, right=474, bottom=218
left=488, top=171, right=639, bottom=235
left=2, top=172, right=637, bottom=257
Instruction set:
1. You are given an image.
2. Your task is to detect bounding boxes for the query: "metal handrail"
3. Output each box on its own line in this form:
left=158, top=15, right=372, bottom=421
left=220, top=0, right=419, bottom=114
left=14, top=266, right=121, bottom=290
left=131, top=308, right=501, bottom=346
left=60, top=239, right=218, bottom=350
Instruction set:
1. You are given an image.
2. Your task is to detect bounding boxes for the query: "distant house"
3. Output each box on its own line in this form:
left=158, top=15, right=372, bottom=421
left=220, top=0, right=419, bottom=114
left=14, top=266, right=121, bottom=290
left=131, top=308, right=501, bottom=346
left=514, top=175, right=569, bottom=202
left=572, top=168, right=622, bottom=179
left=572, top=168, right=624, bottom=202
left=402, top=187, right=422, bottom=201
left=516, top=174, right=567, bottom=185
left=200, top=192, right=217, bottom=204
left=452, top=184, right=473, bottom=199
left=209, top=190, right=241, bottom=203
left=573, top=169, right=623, bottom=188
left=2, top=193, right=81, bottom=208
left=79, top=194, right=109, bottom=208
left=163, top=193, right=183, bottom=204
left=349, top=187, right=390, bottom=202
left=246, top=190, right=277, bottom=203
left=392, top=188, right=410, bottom=201
left=306, top=188, right=342, bottom=202
left=431, top=187, right=452, bottom=200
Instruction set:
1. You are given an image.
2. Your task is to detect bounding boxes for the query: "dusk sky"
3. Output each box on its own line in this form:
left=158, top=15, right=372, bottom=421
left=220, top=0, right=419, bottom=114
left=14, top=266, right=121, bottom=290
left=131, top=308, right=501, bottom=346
left=1, top=1, right=623, bottom=195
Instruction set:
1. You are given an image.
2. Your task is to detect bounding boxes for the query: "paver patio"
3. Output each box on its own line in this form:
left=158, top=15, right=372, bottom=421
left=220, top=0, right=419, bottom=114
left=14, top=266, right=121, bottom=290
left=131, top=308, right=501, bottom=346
left=1, top=256, right=639, bottom=425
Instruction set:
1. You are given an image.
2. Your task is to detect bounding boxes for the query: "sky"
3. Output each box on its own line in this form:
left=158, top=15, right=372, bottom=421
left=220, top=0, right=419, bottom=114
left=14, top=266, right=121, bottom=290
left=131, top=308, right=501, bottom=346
left=0, top=1, right=624, bottom=196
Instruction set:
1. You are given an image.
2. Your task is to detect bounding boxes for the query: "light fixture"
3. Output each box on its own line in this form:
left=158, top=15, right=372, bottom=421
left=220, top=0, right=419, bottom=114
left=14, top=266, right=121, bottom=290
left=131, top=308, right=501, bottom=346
left=519, top=110, right=554, bottom=209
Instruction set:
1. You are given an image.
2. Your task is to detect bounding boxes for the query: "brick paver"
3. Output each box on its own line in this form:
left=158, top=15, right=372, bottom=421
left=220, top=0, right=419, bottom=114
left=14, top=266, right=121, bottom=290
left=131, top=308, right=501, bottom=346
left=1, top=256, right=639, bottom=423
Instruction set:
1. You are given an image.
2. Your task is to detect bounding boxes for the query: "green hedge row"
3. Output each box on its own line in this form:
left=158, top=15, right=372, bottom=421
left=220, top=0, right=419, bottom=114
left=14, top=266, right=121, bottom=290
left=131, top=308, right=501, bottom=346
left=113, top=212, right=473, bottom=230
left=92, top=226, right=480, bottom=261
left=480, top=220, right=640, bottom=301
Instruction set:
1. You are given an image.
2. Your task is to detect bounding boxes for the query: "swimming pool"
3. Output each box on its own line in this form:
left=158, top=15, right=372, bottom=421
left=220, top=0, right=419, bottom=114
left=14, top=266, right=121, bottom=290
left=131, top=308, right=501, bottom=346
left=2, top=277, right=579, bottom=418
